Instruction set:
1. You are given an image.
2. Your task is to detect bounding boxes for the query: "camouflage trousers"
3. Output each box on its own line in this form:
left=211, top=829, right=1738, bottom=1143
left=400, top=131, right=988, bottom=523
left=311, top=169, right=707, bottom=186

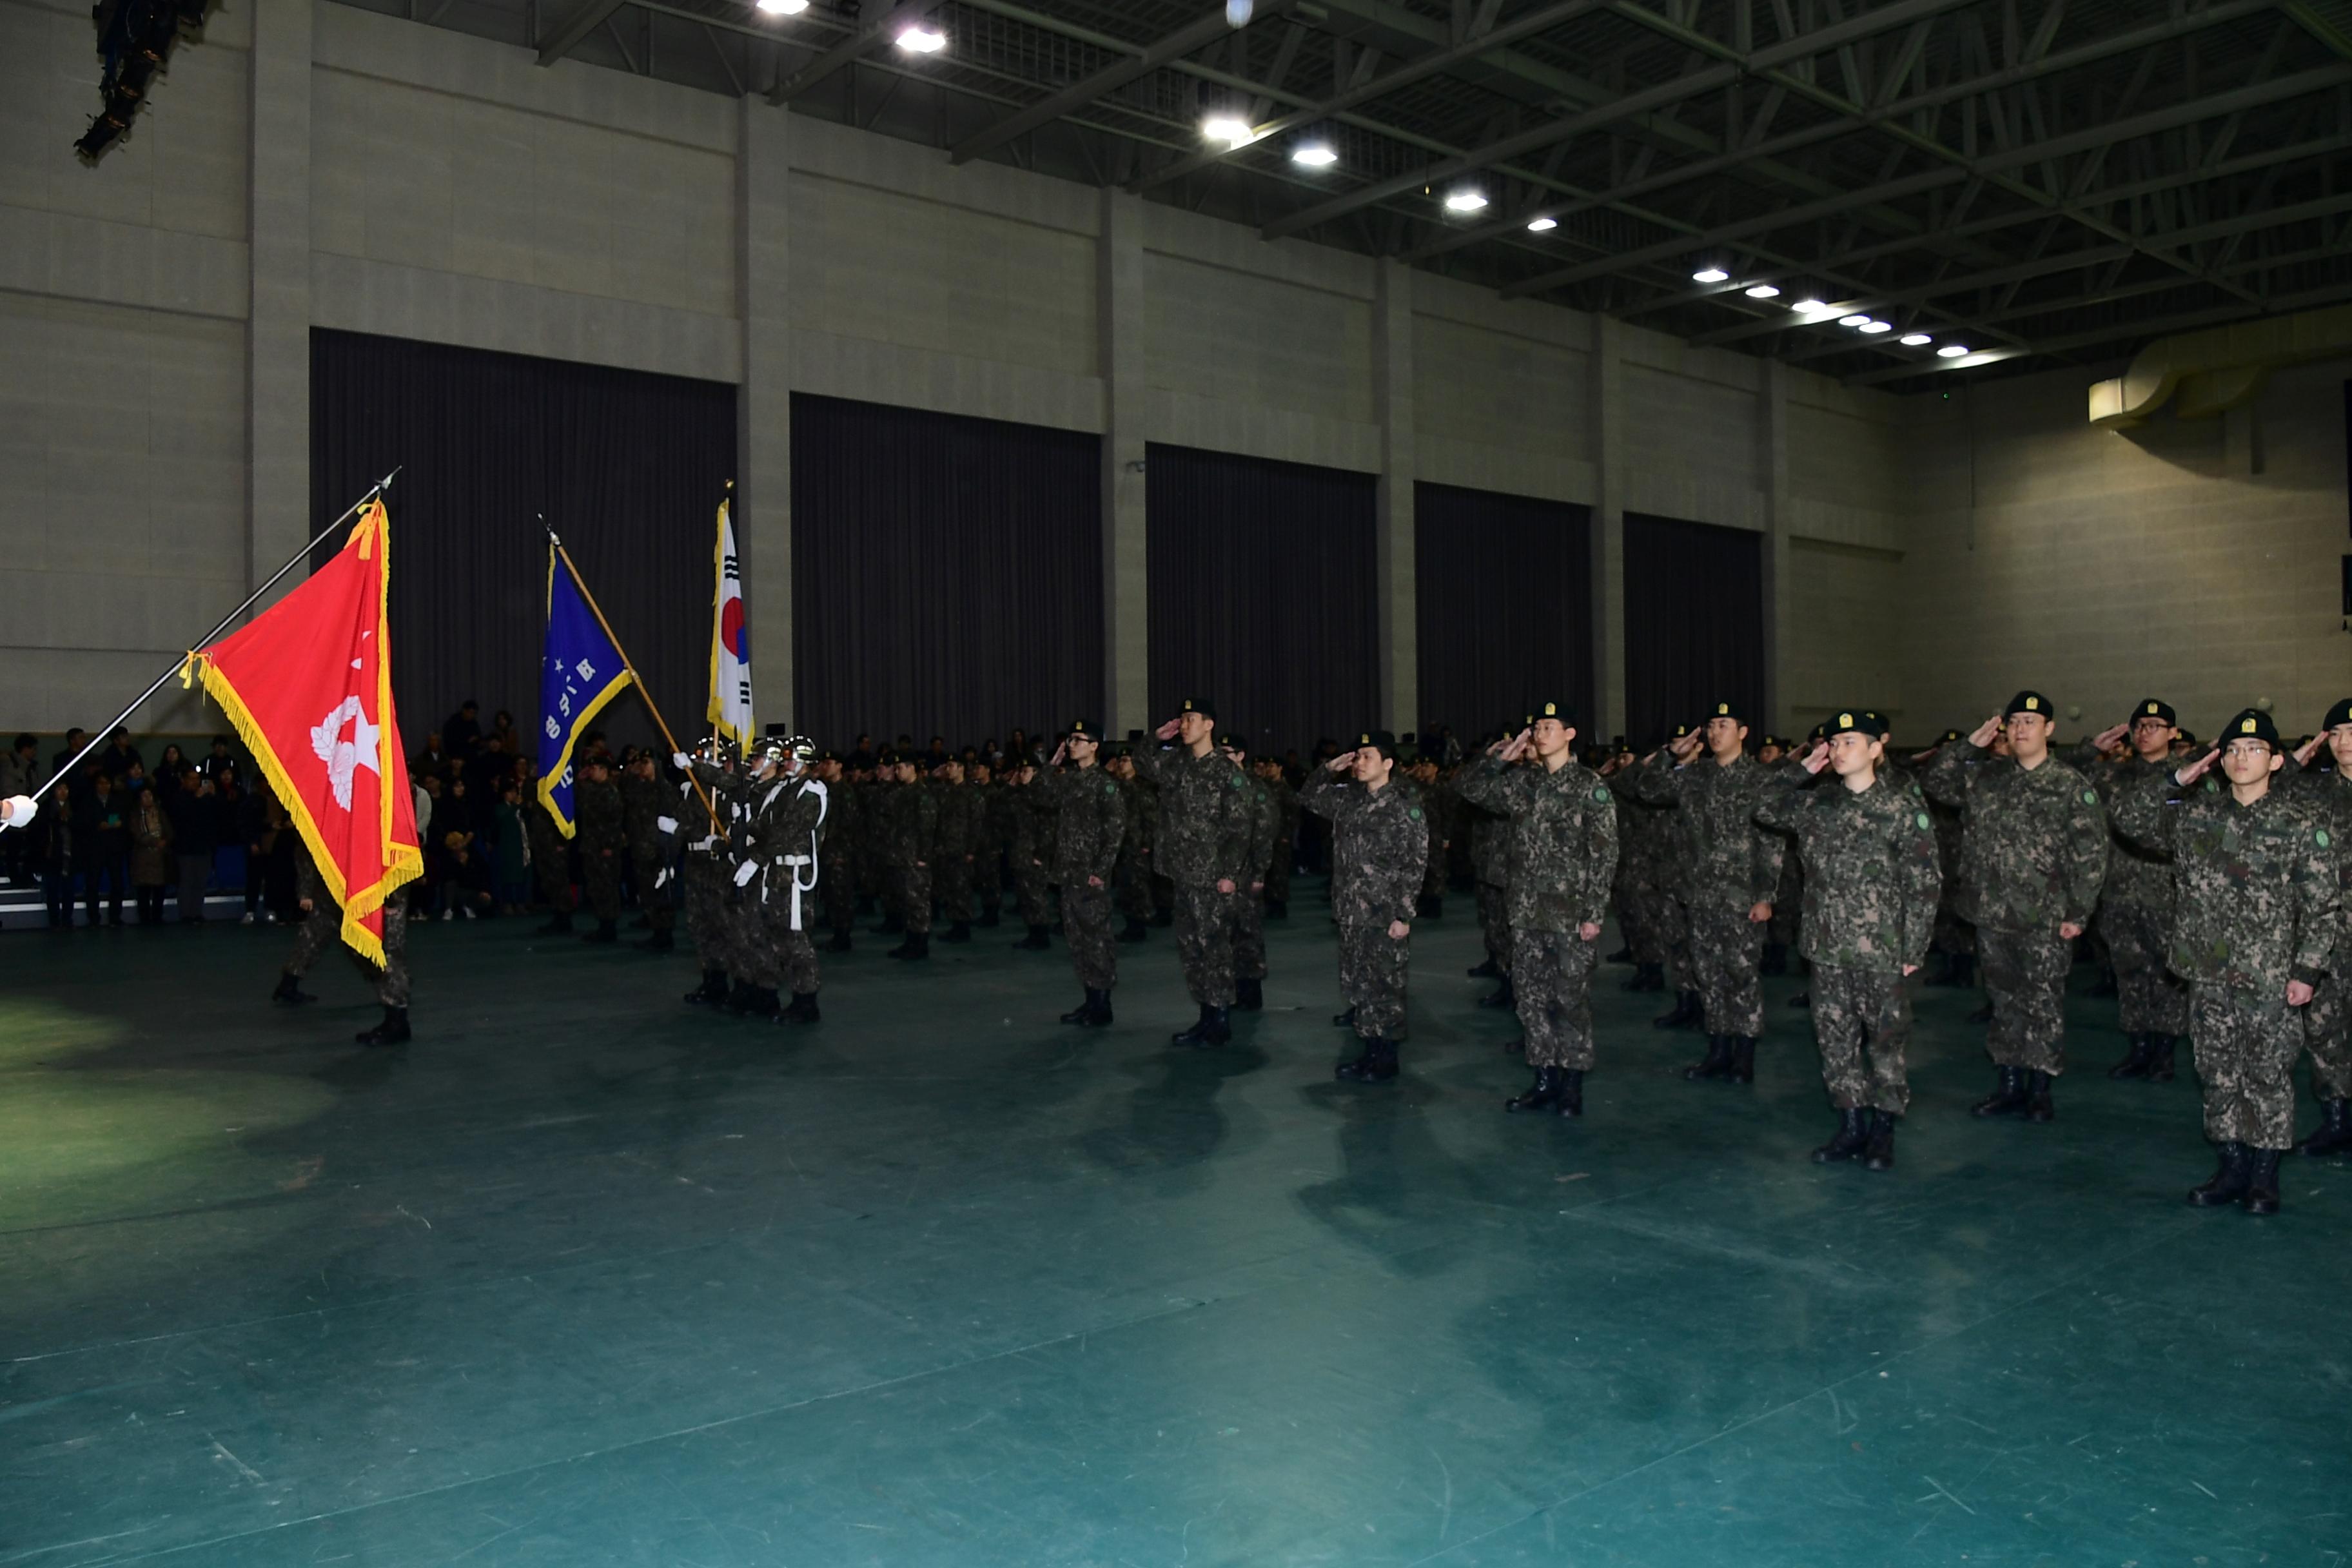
left=1810, top=964, right=1910, bottom=1115
left=896, top=863, right=933, bottom=935
left=1932, top=901, right=1975, bottom=958
left=2192, top=983, right=2301, bottom=1150
left=284, top=899, right=408, bottom=1005
left=533, top=838, right=573, bottom=912
left=1767, top=863, right=1801, bottom=950
left=1624, top=885, right=1681, bottom=970
left=1115, top=852, right=1153, bottom=923
left=723, top=892, right=765, bottom=980
left=1172, top=883, right=1242, bottom=1007
left=1687, top=899, right=1766, bottom=1037
left=756, top=899, right=821, bottom=996
left=1514, top=927, right=1599, bottom=1070
left=681, top=854, right=731, bottom=970
left=1015, top=861, right=1054, bottom=928
left=1338, top=918, right=1409, bottom=1041
left=581, top=843, right=623, bottom=921
left=1979, top=926, right=2070, bottom=1073
left=2102, top=900, right=2186, bottom=1037
left=1475, top=882, right=1513, bottom=972
left=1062, top=882, right=1117, bottom=991
left=1231, top=890, right=1268, bottom=982
left=631, top=845, right=675, bottom=933
left=820, top=858, right=856, bottom=937
left=936, top=858, right=974, bottom=925
left=975, top=851, right=1003, bottom=920
left=1264, top=850, right=1291, bottom=908
left=2304, top=970, right=2352, bottom=1103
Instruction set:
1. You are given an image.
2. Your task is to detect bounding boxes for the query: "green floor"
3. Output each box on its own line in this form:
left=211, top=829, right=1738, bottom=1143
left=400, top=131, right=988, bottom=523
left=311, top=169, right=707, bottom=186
left=3, top=890, right=2346, bottom=1567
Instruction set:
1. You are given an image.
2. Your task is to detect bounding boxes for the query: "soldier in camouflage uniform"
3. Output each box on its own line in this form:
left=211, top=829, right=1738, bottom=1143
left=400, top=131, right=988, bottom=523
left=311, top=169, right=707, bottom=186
left=1223, top=734, right=1280, bottom=1012
left=1614, top=759, right=1676, bottom=995
left=1756, top=712, right=1941, bottom=1171
left=1464, top=730, right=1516, bottom=1001
left=270, top=831, right=413, bottom=1045
left=1042, top=721, right=1125, bottom=1025
left=968, top=761, right=1004, bottom=928
left=1634, top=700, right=1787, bottom=1084
left=1456, top=700, right=1620, bottom=1119
left=1302, top=730, right=1429, bottom=1084
left=1260, top=756, right=1297, bottom=919
left=1922, top=691, right=2108, bottom=1122
left=2110, top=708, right=2338, bottom=1215
left=930, top=758, right=977, bottom=945
left=738, top=734, right=830, bottom=1024
left=881, top=753, right=937, bottom=961
left=2064, top=699, right=2192, bottom=1081
left=675, top=737, right=741, bottom=1006
left=685, top=740, right=769, bottom=1010
left=1108, top=750, right=1155, bottom=942
left=1130, top=698, right=1256, bottom=1048
left=811, top=754, right=858, bottom=952
left=524, top=788, right=575, bottom=934
left=573, top=754, right=627, bottom=944
left=619, top=752, right=678, bottom=952
left=1004, top=757, right=1057, bottom=950
left=1914, top=730, right=1976, bottom=989
left=2286, top=699, right=2352, bottom=1157
left=1409, top=755, right=1449, bottom=919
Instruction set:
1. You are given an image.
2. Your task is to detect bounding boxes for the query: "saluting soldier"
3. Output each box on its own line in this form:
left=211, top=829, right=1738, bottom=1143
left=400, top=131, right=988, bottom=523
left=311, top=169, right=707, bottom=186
left=1108, top=749, right=1155, bottom=943
left=1922, top=692, right=2108, bottom=1123
left=1756, top=712, right=1941, bottom=1171
left=1041, top=720, right=1126, bottom=1026
left=1006, top=757, right=1057, bottom=950
left=1130, top=698, right=1256, bottom=1048
left=1260, top=756, right=1298, bottom=919
left=1455, top=701, right=1620, bottom=1120
left=1223, top=733, right=1279, bottom=1012
left=931, top=757, right=977, bottom=945
left=881, top=752, right=937, bottom=961
left=2286, top=700, right=2352, bottom=1156
left=1302, top=730, right=1429, bottom=1084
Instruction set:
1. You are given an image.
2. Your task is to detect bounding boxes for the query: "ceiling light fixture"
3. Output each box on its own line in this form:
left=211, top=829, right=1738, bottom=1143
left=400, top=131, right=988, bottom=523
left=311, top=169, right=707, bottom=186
left=1744, top=284, right=1781, bottom=299
left=1937, top=344, right=1970, bottom=358
left=895, top=23, right=946, bottom=52
left=1838, top=315, right=1871, bottom=328
left=1526, top=216, right=1557, bottom=232
left=1444, top=190, right=1489, bottom=212
left=1899, top=333, right=1932, bottom=346
left=1290, top=143, right=1337, bottom=166
left=756, top=0, right=808, bottom=13
left=1790, top=299, right=1829, bottom=313
left=1692, top=268, right=1730, bottom=284
left=1202, top=115, right=1253, bottom=146
left=1858, top=320, right=1892, bottom=334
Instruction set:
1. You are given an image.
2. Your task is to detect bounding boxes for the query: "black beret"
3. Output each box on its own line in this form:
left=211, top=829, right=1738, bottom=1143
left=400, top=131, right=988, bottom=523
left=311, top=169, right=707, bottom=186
left=1357, top=729, right=1399, bottom=760
left=1824, top=709, right=1890, bottom=739
left=2322, top=698, right=2352, bottom=731
left=1702, top=698, right=1747, bottom=724
left=2132, top=698, right=2177, bottom=725
left=1067, top=718, right=1101, bottom=738
left=2005, top=690, right=2053, bottom=719
left=2221, top=707, right=2280, bottom=749
left=1178, top=697, right=1217, bottom=720
left=1529, top=699, right=1573, bottom=725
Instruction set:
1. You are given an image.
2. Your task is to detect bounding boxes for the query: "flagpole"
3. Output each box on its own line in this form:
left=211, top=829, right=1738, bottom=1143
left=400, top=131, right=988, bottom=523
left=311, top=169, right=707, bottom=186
left=546, top=529, right=726, bottom=838
left=15, top=468, right=402, bottom=814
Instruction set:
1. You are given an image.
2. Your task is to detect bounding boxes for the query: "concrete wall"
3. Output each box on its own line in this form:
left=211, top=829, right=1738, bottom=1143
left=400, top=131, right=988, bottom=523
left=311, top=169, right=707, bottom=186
left=3, top=0, right=1936, bottom=745
left=1898, top=357, right=2352, bottom=741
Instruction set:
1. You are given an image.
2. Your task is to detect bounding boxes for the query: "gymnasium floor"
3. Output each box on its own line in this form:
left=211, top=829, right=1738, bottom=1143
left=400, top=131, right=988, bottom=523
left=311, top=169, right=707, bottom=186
left=3, top=888, right=2345, bottom=1566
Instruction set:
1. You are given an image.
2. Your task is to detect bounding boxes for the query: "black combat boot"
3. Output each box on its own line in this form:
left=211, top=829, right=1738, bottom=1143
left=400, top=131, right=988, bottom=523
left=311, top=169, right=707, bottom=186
left=874, top=911, right=905, bottom=936
left=1759, top=943, right=1788, bottom=976
left=1468, top=954, right=1501, bottom=979
left=722, top=979, right=758, bottom=1013
left=2243, top=1149, right=2283, bottom=1215
left=583, top=917, right=618, bottom=944
left=1724, top=1035, right=1758, bottom=1085
left=536, top=911, right=574, bottom=936
left=684, top=968, right=729, bottom=1006
left=1556, top=1069, right=1585, bottom=1118
left=742, top=986, right=780, bottom=1020
left=1683, top=1035, right=1733, bottom=1082
left=2297, top=1099, right=2352, bottom=1157
left=1333, top=1005, right=1357, bottom=1028
left=355, top=1006, right=410, bottom=1046
left=1119, top=916, right=1150, bottom=943
left=778, top=992, right=821, bottom=1025
left=1863, top=1110, right=1897, bottom=1172
left=1265, top=898, right=1287, bottom=919
left=2022, top=1071, right=2055, bottom=1122
left=271, top=972, right=316, bottom=1006
left=1061, top=992, right=1099, bottom=1025
left=1652, top=990, right=1701, bottom=1030
left=634, top=928, right=675, bottom=953
left=903, top=932, right=930, bottom=961
left=1811, top=1108, right=1870, bottom=1164
left=2144, top=1035, right=2177, bottom=1083
left=941, top=921, right=971, bottom=944
left=2188, top=1142, right=2251, bottom=1207
left=1604, top=945, right=1633, bottom=965
left=979, top=908, right=1001, bottom=927
left=1787, top=992, right=1812, bottom=1010
left=1237, top=976, right=1264, bottom=1010
left=1335, top=1037, right=1398, bottom=1084
left=1622, top=962, right=1664, bottom=993
left=1171, top=1004, right=1230, bottom=1048
left=1505, top=1065, right=1562, bottom=1113
left=825, top=930, right=852, bottom=954
left=1970, top=1066, right=2027, bottom=1117
left=1016, top=923, right=1052, bottom=951
left=2106, top=1032, right=2155, bottom=1079
left=1478, top=975, right=1516, bottom=1010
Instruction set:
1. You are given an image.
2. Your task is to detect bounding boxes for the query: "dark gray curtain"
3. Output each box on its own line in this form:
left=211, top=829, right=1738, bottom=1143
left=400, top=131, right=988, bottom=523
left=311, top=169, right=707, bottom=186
left=1414, top=483, right=1593, bottom=740
left=1622, top=512, right=1765, bottom=749
left=1146, top=444, right=1378, bottom=756
left=790, top=395, right=1102, bottom=746
left=309, top=329, right=734, bottom=753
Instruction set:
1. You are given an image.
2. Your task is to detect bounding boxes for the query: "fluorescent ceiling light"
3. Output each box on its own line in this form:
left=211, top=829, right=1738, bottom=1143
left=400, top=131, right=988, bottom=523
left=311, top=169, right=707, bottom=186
left=1202, top=115, right=1253, bottom=146
left=1744, top=284, right=1781, bottom=299
left=1899, top=333, right=1932, bottom=346
left=1838, top=315, right=1871, bottom=328
left=1444, top=190, right=1488, bottom=212
left=1691, top=268, right=1729, bottom=284
left=1790, top=299, right=1829, bottom=313
left=1937, top=344, right=1970, bottom=358
left=1859, top=320, right=1892, bottom=334
left=756, top=0, right=808, bottom=13
left=1526, top=216, right=1557, bottom=232
left=1290, top=143, right=1337, bottom=166
left=896, top=23, right=946, bottom=52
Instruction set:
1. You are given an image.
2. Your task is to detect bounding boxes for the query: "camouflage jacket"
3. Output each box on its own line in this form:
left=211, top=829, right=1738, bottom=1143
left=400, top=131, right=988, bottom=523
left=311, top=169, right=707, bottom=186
left=746, top=774, right=830, bottom=905
left=2284, top=767, right=2352, bottom=962
left=1467, top=798, right=1511, bottom=887
left=2110, top=771, right=2337, bottom=989
left=1300, top=772, right=1428, bottom=928
left=1043, top=764, right=1126, bottom=885
left=573, top=775, right=625, bottom=850
left=879, top=779, right=937, bottom=867
left=1262, top=774, right=1298, bottom=877
left=1240, top=772, right=1280, bottom=890
left=930, top=781, right=975, bottom=859
left=1754, top=770, right=1941, bottom=975
left=1921, top=745, right=2107, bottom=934
left=1453, top=754, right=1619, bottom=934
left=1632, top=751, right=1785, bottom=910
left=1130, top=744, right=1255, bottom=887
left=1612, top=790, right=1676, bottom=890
left=618, top=774, right=671, bottom=857
left=2063, top=743, right=2175, bottom=915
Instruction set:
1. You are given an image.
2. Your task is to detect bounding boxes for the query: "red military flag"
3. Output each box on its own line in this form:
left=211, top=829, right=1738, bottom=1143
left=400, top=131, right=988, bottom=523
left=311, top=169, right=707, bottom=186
left=184, top=499, right=422, bottom=963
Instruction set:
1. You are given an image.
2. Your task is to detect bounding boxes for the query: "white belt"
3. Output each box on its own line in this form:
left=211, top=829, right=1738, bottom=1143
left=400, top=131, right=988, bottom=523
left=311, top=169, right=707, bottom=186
left=783, top=854, right=814, bottom=930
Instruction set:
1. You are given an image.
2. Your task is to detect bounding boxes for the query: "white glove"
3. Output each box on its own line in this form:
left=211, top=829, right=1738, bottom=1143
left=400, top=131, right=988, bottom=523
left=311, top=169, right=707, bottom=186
left=655, top=815, right=678, bottom=836
left=0, top=795, right=34, bottom=830
left=672, top=752, right=691, bottom=770
left=733, top=859, right=759, bottom=887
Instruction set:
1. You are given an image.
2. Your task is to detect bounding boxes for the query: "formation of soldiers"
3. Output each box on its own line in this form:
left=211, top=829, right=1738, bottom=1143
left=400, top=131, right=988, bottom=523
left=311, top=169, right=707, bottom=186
left=247, top=687, right=2352, bottom=1220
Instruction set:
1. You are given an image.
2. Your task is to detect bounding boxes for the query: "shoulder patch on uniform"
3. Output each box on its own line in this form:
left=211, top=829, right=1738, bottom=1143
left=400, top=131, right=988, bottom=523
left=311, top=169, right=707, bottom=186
left=1916, top=812, right=1931, bottom=830
left=1407, top=806, right=1422, bottom=820
left=2082, top=789, right=2099, bottom=805
left=2320, top=828, right=2333, bottom=849
left=1592, top=786, right=1611, bottom=803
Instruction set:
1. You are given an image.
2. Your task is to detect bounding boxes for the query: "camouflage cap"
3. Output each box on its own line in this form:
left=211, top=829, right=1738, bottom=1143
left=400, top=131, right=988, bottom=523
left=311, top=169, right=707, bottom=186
left=2132, top=697, right=2177, bottom=725
left=2222, top=707, right=2280, bottom=749
left=1356, top=729, right=1399, bottom=760
left=2322, top=698, right=2352, bottom=731
left=2005, top=689, right=2053, bottom=718
left=1823, top=709, right=1889, bottom=738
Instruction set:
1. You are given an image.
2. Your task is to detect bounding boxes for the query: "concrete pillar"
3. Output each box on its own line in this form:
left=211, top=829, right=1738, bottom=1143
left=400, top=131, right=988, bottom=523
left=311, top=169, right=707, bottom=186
left=1099, top=188, right=1150, bottom=734
left=1372, top=259, right=1416, bottom=733
left=737, top=97, right=792, bottom=727
left=247, top=0, right=311, bottom=603
left=1760, top=360, right=1792, bottom=734
left=1589, top=314, right=1627, bottom=743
